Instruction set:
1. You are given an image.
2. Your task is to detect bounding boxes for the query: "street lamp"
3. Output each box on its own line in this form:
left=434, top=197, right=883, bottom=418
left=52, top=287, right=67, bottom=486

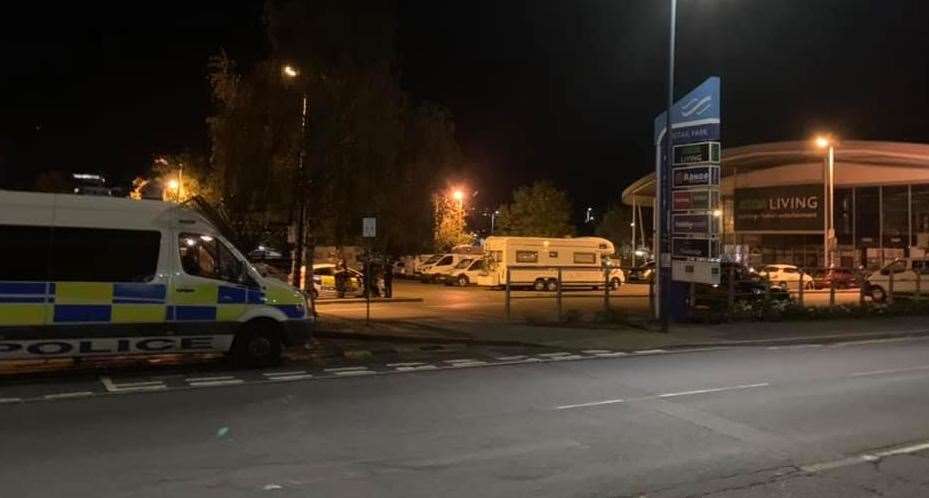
left=815, top=135, right=836, bottom=268
left=167, top=178, right=180, bottom=202
left=452, top=189, right=465, bottom=208
left=283, top=63, right=310, bottom=289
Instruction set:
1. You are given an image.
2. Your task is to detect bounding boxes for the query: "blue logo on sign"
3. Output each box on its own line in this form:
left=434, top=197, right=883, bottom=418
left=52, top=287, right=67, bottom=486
left=654, top=77, right=721, bottom=144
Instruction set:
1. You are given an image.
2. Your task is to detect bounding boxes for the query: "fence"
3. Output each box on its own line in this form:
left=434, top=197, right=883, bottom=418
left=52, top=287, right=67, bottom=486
left=502, top=265, right=632, bottom=322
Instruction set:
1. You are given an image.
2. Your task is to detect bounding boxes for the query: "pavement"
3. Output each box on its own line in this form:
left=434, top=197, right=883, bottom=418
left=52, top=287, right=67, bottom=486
left=4, top=335, right=929, bottom=496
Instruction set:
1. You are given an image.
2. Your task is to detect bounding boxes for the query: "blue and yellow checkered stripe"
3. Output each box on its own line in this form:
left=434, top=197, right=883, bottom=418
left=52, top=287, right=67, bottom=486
left=0, top=282, right=286, bottom=326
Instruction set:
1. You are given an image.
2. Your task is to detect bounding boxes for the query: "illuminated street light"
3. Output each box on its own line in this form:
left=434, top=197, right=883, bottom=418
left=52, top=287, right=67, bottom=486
left=282, top=65, right=299, bottom=78
left=815, top=135, right=837, bottom=268
left=713, top=209, right=722, bottom=217
left=452, top=190, right=465, bottom=202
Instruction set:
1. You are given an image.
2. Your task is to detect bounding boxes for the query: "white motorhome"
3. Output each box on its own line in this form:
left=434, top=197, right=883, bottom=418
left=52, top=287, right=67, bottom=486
left=475, top=236, right=624, bottom=291
left=0, top=190, right=312, bottom=366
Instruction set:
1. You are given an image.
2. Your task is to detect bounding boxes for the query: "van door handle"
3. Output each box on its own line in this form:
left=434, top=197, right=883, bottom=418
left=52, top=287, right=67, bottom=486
left=176, top=288, right=195, bottom=293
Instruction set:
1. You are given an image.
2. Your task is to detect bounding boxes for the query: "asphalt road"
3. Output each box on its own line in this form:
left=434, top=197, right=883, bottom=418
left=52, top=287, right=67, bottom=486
left=319, top=280, right=861, bottom=323
left=4, top=336, right=929, bottom=496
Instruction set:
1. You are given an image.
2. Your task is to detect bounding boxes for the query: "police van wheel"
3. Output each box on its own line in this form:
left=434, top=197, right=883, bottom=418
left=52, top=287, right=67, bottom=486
left=232, top=321, right=282, bottom=368
left=545, top=279, right=559, bottom=292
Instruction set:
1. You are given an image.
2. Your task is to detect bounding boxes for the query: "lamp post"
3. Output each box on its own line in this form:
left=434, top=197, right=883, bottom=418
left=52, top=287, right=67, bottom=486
left=657, top=0, right=677, bottom=333
left=816, top=136, right=836, bottom=268
left=491, top=209, right=499, bottom=235
left=284, top=64, right=310, bottom=289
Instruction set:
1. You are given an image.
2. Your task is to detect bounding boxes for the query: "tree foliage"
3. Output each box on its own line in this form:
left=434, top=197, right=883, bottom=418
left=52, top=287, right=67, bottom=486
left=496, top=181, right=575, bottom=237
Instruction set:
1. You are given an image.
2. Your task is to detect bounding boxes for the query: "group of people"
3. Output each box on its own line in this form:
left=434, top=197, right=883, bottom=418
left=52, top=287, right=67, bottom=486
left=332, top=257, right=393, bottom=299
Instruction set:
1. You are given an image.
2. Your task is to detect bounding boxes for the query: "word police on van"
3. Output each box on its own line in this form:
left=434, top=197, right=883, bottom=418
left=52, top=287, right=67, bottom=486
left=0, top=190, right=313, bottom=366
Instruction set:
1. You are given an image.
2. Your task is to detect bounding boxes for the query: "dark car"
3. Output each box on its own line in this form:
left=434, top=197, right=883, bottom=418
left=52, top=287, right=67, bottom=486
left=693, top=263, right=791, bottom=310
left=811, top=267, right=858, bottom=289
left=627, top=260, right=655, bottom=283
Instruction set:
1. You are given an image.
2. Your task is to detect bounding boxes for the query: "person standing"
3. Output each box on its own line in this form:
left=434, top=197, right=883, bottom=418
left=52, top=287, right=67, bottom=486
left=383, top=256, right=394, bottom=298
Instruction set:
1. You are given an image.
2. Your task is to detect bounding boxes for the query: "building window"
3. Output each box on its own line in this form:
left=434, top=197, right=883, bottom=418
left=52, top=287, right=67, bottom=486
left=50, top=227, right=161, bottom=282
left=0, top=225, right=51, bottom=281
left=855, top=187, right=879, bottom=248
left=515, top=251, right=538, bottom=263
left=912, top=185, right=929, bottom=248
left=883, top=186, right=908, bottom=248
left=834, top=188, right=853, bottom=245
left=573, top=252, right=596, bottom=264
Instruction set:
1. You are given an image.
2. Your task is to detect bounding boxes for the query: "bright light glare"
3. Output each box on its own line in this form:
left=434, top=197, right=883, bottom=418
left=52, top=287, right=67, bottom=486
left=452, top=190, right=465, bottom=201
left=200, top=235, right=214, bottom=242
left=167, top=179, right=179, bottom=190
left=282, top=65, right=298, bottom=78
left=185, top=238, right=196, bottom=247
left=815, top=136, right=831, bottom=149
left=713, top=209, right=723, bottom=217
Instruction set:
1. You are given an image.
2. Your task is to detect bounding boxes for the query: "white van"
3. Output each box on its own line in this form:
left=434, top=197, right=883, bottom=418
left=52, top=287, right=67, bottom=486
left=420, top=253, right=472, bottom=282
left=475, top=236, right=624, bottom=291
left=865, top=258, right=929, bottom=302
left=0, top=191, right=312, bottom=366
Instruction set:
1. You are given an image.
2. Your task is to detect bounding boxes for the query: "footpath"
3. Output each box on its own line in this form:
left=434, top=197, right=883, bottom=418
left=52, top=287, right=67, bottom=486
left=316, top=315, right=929, bottom=352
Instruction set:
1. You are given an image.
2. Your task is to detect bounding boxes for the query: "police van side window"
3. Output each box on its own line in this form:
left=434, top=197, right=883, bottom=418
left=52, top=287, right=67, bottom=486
left=179, top=233, right=243, bottom=283
left=0, top=225, right=51, bottom=281
left=49, top=227, right=160, bottom=282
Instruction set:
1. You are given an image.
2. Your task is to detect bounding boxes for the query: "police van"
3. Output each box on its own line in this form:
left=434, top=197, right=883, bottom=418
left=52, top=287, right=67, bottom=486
left=0, top=190, right=312, bottom=366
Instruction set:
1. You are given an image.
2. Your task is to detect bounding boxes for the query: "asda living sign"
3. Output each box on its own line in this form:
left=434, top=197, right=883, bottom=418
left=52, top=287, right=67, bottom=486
left=734, top=184, right=824, bottom=232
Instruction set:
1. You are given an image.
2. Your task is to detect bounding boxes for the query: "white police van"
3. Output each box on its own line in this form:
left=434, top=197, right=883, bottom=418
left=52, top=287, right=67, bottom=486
left=0, top=190, right=312, bottom=366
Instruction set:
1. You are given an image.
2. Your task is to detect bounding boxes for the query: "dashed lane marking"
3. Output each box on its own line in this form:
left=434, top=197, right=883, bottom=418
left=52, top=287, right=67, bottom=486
left=0, top=398, right=23, bottom=404
left=333, top=370, right=375, bottom=376
left=538, top=352, right=572, bottom=358
left=267, top=374, right=314, bottom=381
left=100, top=376, right=166, bottom=393
left=849, top=365, right=929, bottom=377
left=634, top=349, right=667, bottom=354
left=386, top=362, right=426, bottom=367
left=187, top=376, right=243, bottom=387
left=44, top=391, right=93, bottom=400
left=494, top=355, right=527, bottom=361
left=656, top=383, right=769, bottom=398
left=395, top=365, right=438, bottom=372
left=593, top=352, right=628, bottom=357
left=262, top=370, right=306, bottom=377
left=550, top=355, right=586, bottom=361
left=187, top=375, right=238, bottom=383
left=324, top=366, right=370, bottom=373
left=802, top=440, right=929, bottom=473
left=557, top=398, right=626, bottom=410
left=581, top=350, right=611, bottom=354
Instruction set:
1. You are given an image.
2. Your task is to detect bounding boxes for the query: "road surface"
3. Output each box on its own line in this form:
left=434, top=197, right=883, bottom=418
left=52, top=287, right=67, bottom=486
left=3, top=335, right=929, bottom=496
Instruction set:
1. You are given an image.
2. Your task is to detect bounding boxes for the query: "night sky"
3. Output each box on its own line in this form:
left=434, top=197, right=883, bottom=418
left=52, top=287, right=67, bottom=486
left=2, top=0, right=928, bottom=216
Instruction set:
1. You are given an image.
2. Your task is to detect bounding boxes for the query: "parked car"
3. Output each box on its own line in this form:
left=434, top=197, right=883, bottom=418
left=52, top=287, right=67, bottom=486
left=811, top=267, right=858, bottom=289
left=415, top=254, right=443, bottom=277
left=443, top=258, right=485, bottom=286
left=627, top=260, right=655, bottom=283
left=864, top=258, right=929, bottom=302
left=312, top=263, right=363, bottom=298
left=694, top=263, right=791, bottom=310
left=758, top=264, right=814, bottom=290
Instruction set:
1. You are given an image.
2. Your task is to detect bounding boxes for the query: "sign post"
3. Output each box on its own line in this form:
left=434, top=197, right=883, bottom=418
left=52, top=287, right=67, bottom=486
left=654, top=77, right=722, bottom=323
left=362, top=217, right=376, bottom=324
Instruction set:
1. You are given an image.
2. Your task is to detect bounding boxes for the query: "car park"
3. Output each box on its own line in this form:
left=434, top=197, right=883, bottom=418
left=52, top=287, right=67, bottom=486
left=758, top=264, right=814, bottom=290
left=693, top=263, right=791, bottom=311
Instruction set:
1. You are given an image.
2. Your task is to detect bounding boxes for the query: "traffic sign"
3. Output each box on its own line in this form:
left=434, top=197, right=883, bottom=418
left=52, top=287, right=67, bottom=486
left=362, top=217, right=376, bottom=238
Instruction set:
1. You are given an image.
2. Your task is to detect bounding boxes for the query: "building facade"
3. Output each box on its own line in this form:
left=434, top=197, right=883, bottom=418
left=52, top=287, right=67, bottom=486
left=622, top=141, right=929, bottom=270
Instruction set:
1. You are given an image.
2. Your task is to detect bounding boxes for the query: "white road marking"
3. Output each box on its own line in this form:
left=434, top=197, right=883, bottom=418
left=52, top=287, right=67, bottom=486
left=324, top=366, right=369, bottom=373
left=395, top=365, right=438, bottom=372
left=849, top=365, right=929, bottom=377
left=446, top=358, right=480, bottom=363
left=656, top=383, right=769, bottom=398
left=581, top=350, right=612, bottom=354
left=495, top=355, right=527, bottom=361
left=44, top=391, right=93, bottom=400
left=334, top=370, right=375, bottom=376
left=190, top=379, right=244, bottom=387
left=0, top=398, right=23, bottom=404
left=100, top=376, right=166, bottom=392
left=870, top=441, right=929, bottom=458
left=550, top=355, right=586, bottom=361
left=187, top=375, right=237, bottom=382
left=386, top=362, right=425, bottom=367
left=449, top=360, right=489, bottom=367
left=634, top=349, right=667, bottom=354
left=262, top=370, right=306, bottom=377
left=593, top=352, right=628, bottom=357
left=802, top=440, right=929, bottom=473
left=267, top=374, right=314, bottom=381
left=557, top=398, right=626, bottom=410
left=538, top=352, right=571, bottom=357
